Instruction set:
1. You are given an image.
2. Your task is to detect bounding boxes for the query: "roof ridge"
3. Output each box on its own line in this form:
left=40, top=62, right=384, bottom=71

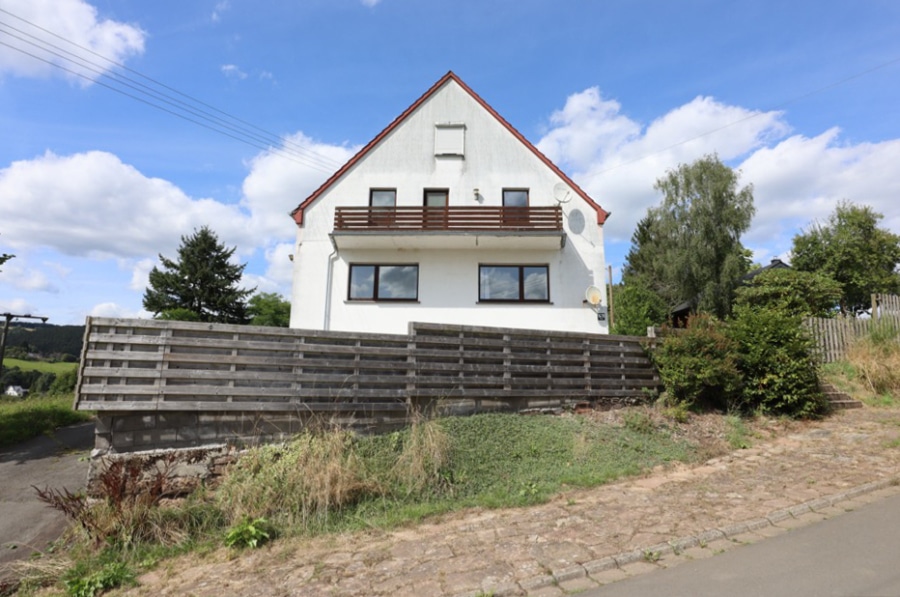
left=290, top=72, right=608, bottom=226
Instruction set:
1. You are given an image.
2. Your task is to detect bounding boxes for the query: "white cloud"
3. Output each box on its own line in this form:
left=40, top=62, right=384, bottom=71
left=211, top=1, right=230, bottom=23
left=0, top=150, right=252, bottom=259
left=538, top=88, right=641, bottom=172
left=220, top=64, right=247, bottom=80
left=241, top=132, right=357, bottom=239
left=89, top=302, right=147, bottom=319
left=360, top=0, right=382, bottom=6
left=0, top=132, right=353, bottom=325
left=128, top=258, right=155, bottom=292
left=0, top=0, right=145, bottom=84
left=740, top=129, right=900, bottom=249
left=0, top=297, right=35, bottom=314
left=0, top=260, right=59, bottom=292
left=535, top=86, right=900, bottom=268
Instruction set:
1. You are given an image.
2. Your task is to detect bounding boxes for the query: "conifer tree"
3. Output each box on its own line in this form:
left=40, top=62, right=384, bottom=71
left=143, top=226, right=254, bottom=323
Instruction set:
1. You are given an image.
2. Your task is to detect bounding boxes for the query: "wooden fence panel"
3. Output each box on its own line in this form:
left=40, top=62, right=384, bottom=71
left=805, top=294, right=900, bottom=363
left=76, top=318, right=660, bottom=413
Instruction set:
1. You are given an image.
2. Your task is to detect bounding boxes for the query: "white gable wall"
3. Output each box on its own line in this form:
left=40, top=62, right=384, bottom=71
left=290, top=79, right=608, bottom=335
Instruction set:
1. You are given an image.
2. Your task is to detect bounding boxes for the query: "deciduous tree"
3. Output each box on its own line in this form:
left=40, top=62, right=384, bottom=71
left=248, top=292, right=291, bottom=327
left=624, top=154, right=755, bottom=319
left=733, top=268, right=842, bottom=319
left=143, top=226, right=254, bottom=323
left=791, top=202, right=900, bottom=316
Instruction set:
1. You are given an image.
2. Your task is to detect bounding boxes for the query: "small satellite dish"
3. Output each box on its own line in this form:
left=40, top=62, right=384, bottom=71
left=584, top=285, right=603, bottom=306
left=553, top=182, right=573, bottom=204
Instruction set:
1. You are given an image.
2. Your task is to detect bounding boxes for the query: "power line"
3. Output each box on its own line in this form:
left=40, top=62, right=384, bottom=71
left=0, top=8, right=344, bottom=173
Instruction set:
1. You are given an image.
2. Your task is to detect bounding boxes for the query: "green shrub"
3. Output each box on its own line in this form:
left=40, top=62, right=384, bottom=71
left=64, top=559, right=134, bottom=597
left=611, top=278, right=669, bottom=336
left=652, top=314, right=742, bottom=411
left=728, top=305, right=826, bottom=418
left=224, top=517, right=274, bottom=549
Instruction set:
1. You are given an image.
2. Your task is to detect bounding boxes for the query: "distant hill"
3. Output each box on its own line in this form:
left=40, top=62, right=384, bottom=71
left=5, top=322, right=85, bottom=360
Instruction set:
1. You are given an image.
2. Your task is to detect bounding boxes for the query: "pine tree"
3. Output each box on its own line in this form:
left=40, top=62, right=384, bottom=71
left=143, top=226, right=254, bottom=323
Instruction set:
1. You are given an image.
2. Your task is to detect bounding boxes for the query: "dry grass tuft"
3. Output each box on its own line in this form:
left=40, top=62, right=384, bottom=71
left=846, top=330, right=900, bottom=396
left=216, top=429, right=381, bottom=531
left=390, top=415, right=451, bottom=495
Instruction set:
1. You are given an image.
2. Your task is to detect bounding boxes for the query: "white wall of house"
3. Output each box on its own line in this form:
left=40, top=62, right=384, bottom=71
left=289, top=77, right=608, bottom=335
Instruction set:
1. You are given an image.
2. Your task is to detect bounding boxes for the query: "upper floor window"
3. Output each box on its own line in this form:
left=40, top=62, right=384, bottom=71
left=349, top=264, right=419, bottom=301
left=370, top=189, right=396, bottom=207
left=424, top=189, right=448, bottom=207
left=502, top=189, right=529, bottom=207
left=435, top=123, right=465, bottom=157
left=479, top=265, right=549, bottom=302
left=502, top=189, right=530, bottom=226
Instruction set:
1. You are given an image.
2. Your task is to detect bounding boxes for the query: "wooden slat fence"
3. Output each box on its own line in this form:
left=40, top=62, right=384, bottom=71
left=76, top=318, right=659, bottom=414
left=805, top=293, right=900, bottom=363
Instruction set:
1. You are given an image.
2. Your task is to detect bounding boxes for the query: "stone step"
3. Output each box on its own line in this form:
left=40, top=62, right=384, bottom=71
left=819, top=382, right=863, bottom=409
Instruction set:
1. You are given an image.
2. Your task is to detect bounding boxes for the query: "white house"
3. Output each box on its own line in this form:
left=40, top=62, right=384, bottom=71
left=4, top=385, right=27, bottom=398
left=289, top=72, right=611, bottom=335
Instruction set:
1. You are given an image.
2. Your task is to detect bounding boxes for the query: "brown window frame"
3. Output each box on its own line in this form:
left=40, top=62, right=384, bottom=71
left=478, top=264, right=550, bottom=303
left=423, top=188, right=449, bottom=229
left=368, top=188, right=396, bottom=227
left=348, top=263, right=419, bottom=302
left=502, top=188, right=530, bottom=227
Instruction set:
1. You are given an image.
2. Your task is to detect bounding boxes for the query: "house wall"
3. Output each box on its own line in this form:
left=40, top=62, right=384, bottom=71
left=290, top=78, right=608, bottom=335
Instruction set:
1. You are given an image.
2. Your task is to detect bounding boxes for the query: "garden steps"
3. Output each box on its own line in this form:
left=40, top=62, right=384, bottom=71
left=820, top=382, right=863, bottom=410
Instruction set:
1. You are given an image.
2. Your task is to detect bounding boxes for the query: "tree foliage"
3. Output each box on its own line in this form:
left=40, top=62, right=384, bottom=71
left=248, top=293, right=291, bottom=327
left=143, top=227, right=254, bottom=324
left=791, top=201, right=900, bottom=316
left=733, top=268, right=842, bottom=318
left=611, top=279, right=668, bottom=336
left=727, top=305, right=826, bottom=418
left=624, top=154, right=755, bottom=319
left=652, top=314, right=742, bottom=412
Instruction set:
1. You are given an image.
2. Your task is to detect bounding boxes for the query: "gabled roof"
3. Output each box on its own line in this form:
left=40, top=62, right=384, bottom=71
left=290, top=71, right=610, bottom=226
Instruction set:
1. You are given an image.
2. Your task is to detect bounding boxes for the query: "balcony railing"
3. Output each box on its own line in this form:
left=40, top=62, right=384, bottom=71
left=334, top=206, right=563, bottom=232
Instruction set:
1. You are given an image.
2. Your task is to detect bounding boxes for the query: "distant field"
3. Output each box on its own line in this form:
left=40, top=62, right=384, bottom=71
left=3, top=358, right=78, bottom=375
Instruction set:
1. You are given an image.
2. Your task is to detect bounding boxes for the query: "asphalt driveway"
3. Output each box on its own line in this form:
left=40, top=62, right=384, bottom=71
left=0, top=422, right=93, bottom=574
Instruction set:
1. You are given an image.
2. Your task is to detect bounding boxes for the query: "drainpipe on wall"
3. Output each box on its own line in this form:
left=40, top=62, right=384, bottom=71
left=323, top=235, right=339, bottom=330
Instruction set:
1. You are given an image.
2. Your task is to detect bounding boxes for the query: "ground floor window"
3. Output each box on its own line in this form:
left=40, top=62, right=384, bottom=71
left=348, top=264, right=419, bottom=301
left=479, top=265, right=549, bottom=302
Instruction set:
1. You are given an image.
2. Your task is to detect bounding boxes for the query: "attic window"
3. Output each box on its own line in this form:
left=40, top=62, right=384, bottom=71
left=435, top=123, right=465, bottom=157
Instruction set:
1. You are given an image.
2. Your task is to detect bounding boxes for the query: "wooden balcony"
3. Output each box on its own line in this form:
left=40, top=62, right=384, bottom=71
left=335, top=205, right=562, bottom=231
left=331, top=206, right=565, bottom=251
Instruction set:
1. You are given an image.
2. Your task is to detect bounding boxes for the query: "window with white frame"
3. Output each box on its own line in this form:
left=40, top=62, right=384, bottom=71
left=349, top=264, right=419, bottom=301
left=479, top=265, right=549, bottom=302
left=434, top=123, right=465, bottom=156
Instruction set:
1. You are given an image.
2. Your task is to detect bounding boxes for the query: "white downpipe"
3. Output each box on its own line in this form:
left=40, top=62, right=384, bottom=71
left=323, top=237, right=338, bottom=330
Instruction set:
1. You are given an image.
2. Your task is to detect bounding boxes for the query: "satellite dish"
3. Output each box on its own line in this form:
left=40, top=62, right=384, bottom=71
left=553, top=182, right=573, bottom=204
left=584, top=285, right=603, bottom=306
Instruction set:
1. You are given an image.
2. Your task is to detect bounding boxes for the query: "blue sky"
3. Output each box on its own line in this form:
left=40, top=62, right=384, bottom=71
left=2, top=0, right=900, bottom=325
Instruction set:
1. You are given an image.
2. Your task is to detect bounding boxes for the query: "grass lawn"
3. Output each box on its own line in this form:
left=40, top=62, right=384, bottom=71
left=0, top=394, right=91, bottom=447
left=3, top=358, right=78, bottom=375
left=19, top=408, right=697, bottom=595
